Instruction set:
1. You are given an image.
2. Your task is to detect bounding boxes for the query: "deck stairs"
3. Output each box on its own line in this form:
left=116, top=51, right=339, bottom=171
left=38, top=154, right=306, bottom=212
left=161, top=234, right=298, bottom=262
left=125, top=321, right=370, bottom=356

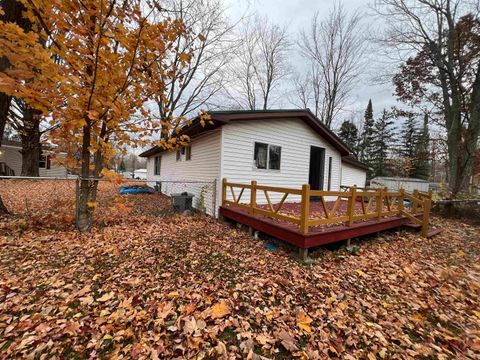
left=404, top=222, right=443, bottom=238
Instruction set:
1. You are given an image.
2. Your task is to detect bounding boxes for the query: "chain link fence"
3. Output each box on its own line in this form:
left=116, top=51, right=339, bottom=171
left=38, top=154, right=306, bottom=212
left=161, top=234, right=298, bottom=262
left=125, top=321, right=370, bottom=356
left=0, top=176, right=217, bottom=231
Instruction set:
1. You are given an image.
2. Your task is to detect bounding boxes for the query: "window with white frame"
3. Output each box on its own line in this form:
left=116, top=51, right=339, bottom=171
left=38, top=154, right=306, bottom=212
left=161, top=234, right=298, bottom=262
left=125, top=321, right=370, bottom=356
left=253, top=142, right=281, bottom=170
left=39, top=154, right=50, bottom=169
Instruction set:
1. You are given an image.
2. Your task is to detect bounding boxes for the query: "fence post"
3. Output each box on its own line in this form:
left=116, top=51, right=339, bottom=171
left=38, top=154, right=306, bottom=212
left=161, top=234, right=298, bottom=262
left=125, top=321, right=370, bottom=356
left=398, top=188, right=405, bottom=214
left=347, top=185, right=356, bottom=226
left=212, top=179, right=217, bottom=217
left=250, top=180, right=257, bottom=215
left=221, top=178, right=227, bottom=206
left=376, top=187, right=382, bottom=218
left=421, top=197, right=432, bottom=237
left=412, top=189, right=419, bottom=213
left=300, top=184, right=310, bottom=234
left=75, top=177, right=80, bottom=228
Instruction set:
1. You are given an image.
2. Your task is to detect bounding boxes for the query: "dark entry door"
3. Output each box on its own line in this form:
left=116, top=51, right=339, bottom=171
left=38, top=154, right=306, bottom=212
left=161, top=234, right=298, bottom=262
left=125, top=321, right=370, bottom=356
left=309, top=146, right=325, bottom=191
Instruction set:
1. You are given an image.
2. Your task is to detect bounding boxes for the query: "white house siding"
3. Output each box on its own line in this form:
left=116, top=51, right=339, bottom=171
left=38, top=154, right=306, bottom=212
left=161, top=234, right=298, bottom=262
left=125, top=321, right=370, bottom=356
left=146, top=129, right=221, bottom=216
left=0, top=146, right=22, bottom=176
left=340, top=162, right=367, bottom=188
left=220, top=118, right=342, bottom=204
left=0, top=146, right=67, bottom=177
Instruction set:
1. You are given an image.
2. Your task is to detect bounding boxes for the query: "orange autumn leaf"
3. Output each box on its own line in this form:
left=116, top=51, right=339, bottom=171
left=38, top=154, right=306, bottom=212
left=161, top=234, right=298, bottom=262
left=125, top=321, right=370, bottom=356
left=297, top=309, right=313, bottom=333
left=211, top=300, right=230, bottom=319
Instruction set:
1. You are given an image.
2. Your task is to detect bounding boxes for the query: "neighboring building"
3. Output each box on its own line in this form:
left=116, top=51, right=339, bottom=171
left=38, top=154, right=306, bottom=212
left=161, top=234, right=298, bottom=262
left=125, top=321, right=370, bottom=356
left=140, top=109, right=368, bottom=216
left=370, top=176, right=430, bottom=193
left=0, top=139, right=68, bottom=177
left=122, top=169, right=148, bottom=180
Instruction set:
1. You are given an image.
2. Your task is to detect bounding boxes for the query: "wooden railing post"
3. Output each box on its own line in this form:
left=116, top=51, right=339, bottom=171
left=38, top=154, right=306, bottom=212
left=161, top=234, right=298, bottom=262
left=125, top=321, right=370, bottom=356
left=398, top=188, right=405, bottom=214
left=376, top=188, right=383, bottom=218
left=222, top=178, right=227, bottom=206
left=300, top=184, right=310, bottom=234
left=412, top=189, right=419, bottom=213
left=250, top=180, right=257, bottom=215
left=347, top=185, right=356, bottom=226
left=421, top=197, right=432, bottom=237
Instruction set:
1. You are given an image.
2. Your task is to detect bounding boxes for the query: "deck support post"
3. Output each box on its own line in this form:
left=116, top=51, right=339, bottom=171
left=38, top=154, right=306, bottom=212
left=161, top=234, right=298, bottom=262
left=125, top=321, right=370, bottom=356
left=421, top=198, right=432, bottom=237
left=248, top=226, right=254, bottom=236
left=398, top=188, right=405, bottom=215
left=222, top=178, right=227, bottom=207
left=299, top=247, right=309, bottom=261
left=300, top=184, right=310, bottom=234
left=346, top=238, right=351, bottom=247
left=347, top=185, right=356, bottom=226
left=376, top=188, right=383, bottom=218
left=250, top=180, right=257, bottom=215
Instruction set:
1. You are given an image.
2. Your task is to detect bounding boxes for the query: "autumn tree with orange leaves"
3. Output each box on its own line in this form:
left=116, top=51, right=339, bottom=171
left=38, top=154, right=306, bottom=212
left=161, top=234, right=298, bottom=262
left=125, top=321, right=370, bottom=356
left=0, top=0, right=208, bottom=230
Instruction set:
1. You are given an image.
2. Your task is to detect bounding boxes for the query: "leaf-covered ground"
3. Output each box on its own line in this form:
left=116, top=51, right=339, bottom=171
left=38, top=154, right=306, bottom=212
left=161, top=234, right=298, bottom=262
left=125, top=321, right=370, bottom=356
left=0, top=182, right=479, bottom=359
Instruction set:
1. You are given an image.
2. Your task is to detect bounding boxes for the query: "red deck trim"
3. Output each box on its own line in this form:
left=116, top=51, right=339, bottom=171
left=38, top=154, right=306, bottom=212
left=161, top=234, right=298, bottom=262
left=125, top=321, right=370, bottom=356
left=219, top=206, right=418, bottom=249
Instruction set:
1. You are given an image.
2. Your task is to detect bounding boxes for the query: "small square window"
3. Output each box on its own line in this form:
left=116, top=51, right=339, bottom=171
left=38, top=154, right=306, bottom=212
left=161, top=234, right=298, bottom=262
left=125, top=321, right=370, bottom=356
left=39, top=155, right=50, bottom=169
left=185, top=146, right=191, bottom=161
left=253, top=142, right=281, bottom=170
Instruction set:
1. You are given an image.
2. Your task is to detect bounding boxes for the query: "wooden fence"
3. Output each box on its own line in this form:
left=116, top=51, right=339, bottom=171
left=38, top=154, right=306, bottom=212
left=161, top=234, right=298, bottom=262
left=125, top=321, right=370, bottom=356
left=222, top=178, right=432, bottom=237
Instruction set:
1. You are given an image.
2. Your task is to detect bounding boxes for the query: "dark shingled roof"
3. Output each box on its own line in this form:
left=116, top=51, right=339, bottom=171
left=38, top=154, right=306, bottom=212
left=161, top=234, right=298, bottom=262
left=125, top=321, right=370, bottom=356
left=139, top=109, right=353, bottom=157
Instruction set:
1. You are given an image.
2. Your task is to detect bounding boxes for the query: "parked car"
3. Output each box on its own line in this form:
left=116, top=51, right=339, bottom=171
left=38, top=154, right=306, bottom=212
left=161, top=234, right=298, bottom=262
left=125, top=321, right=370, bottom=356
left=119, top=185, right=153, bottom=195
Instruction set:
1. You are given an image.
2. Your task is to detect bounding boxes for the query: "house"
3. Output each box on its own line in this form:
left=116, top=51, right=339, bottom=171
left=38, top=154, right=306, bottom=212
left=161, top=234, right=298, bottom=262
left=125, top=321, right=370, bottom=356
left=140, top=109, right=368, bottom=216
left=0, top=139, right=68, bottom=177
left=122, top=169, right=148, bottom=180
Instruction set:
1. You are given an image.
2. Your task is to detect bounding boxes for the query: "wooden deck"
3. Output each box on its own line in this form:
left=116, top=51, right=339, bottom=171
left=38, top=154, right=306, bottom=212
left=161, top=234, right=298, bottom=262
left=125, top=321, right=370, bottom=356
left=220, top=204, right=420, bottom=249
left=220, top=179, right=433, bottom=257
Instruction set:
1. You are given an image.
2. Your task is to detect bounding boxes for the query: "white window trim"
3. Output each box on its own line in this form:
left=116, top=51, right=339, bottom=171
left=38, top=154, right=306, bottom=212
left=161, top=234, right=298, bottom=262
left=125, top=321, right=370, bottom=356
left=252, top=141, right=282, bottom=172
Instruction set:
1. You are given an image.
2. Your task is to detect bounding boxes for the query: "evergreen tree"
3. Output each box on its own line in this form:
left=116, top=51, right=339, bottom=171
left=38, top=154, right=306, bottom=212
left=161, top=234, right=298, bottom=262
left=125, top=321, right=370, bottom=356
left=360, top=99, right=376, bottom=174
left=338, top=120, right=359, bottom=154
left=371, top=109, right=395, bottom=177
left=412, top=113, right=431, bottom=180
left=399, top=113, right=419, bottom=159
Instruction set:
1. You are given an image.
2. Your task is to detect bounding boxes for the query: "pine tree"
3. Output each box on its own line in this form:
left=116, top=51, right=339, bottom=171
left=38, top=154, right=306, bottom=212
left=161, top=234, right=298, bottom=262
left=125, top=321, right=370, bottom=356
left=371, top=109, right=395, bottom=177
left=412, top=113, right=431, bottom=180
left=338, top=120, right=359, bottom=154
left=400, top=114, right=419, bottom=159
left=360, top=99, right=375, bottom=174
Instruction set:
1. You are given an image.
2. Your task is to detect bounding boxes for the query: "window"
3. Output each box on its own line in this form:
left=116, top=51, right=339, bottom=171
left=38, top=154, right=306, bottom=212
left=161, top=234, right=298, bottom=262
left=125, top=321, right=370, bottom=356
left=269, top=145, right=281, bottom=170
left=254, top=142, right=281, bottom=170
left=327, top=156, right=332, bottom=190
left=39, top=154, right=50, bottom=169
left=154, top=155, right=161, bottom=175
left=185, top=146, right=191, bottom=161
left=176, top=149, right=181, bottom=161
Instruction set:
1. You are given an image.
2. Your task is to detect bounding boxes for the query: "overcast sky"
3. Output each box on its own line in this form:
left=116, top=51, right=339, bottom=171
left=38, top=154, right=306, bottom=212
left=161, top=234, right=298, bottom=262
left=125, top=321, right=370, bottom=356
left=224, top=0, right=399, bottom=128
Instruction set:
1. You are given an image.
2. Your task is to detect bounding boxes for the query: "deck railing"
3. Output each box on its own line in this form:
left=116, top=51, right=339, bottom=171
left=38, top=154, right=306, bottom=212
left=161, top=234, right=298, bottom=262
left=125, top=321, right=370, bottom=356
left=222, top=178, right=433, bottom=237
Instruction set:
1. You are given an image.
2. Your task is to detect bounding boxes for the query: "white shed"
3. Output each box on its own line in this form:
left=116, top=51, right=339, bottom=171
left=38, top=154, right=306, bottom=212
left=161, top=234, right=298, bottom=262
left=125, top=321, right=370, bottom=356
left=370, top=177, right=430, bottom=193
left=140, top=109, right=368, bottom=216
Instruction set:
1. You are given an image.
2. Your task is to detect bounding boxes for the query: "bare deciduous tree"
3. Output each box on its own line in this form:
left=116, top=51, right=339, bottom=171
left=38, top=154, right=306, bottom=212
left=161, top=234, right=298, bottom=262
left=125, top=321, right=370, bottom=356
left=376, top=0, right=480, bottom=196
left=299, top=4, right=366, bottom=128
left=152, top=0, right=236, bottom=126
left=226, top=15, right=290, bottom=110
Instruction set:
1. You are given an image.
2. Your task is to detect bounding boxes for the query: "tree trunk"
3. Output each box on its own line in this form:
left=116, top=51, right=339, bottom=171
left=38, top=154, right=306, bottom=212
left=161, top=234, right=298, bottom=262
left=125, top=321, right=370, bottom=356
left=20, top=106, right=41, bottom=176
